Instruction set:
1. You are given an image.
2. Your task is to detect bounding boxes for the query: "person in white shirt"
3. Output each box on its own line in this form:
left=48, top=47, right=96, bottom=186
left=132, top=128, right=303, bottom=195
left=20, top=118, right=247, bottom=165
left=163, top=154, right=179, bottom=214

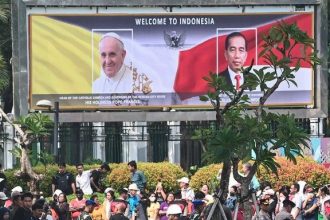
left=290, top=183, right=303, bottom=220
left=75, top=163, right=93, bottom=195
left=177, top=177, right=194, bottom=201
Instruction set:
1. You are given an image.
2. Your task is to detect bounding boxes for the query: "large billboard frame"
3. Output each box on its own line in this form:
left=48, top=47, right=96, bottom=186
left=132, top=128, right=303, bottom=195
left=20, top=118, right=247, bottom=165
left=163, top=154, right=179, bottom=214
left=11, top=0, right=328, bottom=122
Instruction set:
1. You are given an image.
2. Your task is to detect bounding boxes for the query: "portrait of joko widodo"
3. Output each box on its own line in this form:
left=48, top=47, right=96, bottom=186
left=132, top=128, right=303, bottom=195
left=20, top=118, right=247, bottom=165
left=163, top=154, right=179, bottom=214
left=220, top=32, right=248, bottom=91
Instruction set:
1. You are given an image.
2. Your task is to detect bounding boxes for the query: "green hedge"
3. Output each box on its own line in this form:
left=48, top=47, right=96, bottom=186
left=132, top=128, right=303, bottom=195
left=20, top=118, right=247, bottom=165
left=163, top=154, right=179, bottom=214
left=4, top=162, right=187, bottom=197
left=190, top=164, right=222, bottom=192
left=108, top=162, right=188, bottom=193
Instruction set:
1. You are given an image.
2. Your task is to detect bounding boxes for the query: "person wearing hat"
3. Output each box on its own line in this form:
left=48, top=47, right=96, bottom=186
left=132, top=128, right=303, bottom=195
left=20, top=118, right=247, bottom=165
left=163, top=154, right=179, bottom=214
left=177, top=177, right=194, bottom=217
left=177, top=177, right=194, bottom=202
left=92, top=32, right=135, bottom=94
left=103, top=188, right=115, bottom=220
left=69, top=189, right=86, bottom=220
left=262, top=188, right=278, bottom=219
left=190, top=191, right=206, bottom=220
left=252, top=198, right=271, bottom=220
left=166, top=204, right=182, bottom=220
left=128, top=183, right=140, bottom=218
left=275, top=199, right=295, bottom=220
left=12, top=192, right=33, bottom=220
left=78, top=200, right=96, bottom=220
left=0, top=192, right=8, bottom=208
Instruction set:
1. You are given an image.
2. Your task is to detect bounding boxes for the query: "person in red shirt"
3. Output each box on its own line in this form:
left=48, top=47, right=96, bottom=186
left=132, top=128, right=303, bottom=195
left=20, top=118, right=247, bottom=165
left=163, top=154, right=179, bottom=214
left=69, top=189, right=86, bottom=220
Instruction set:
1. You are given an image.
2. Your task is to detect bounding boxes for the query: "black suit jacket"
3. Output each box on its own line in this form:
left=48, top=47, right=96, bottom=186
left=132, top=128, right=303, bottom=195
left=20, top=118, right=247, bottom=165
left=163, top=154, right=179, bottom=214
left=219, top=68, right=233, bottom=87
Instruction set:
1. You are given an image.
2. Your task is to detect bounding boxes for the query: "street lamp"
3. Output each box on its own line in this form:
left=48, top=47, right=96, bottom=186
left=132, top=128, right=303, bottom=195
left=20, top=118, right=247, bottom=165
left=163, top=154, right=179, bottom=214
left=36, top=100, right=60, bottom=162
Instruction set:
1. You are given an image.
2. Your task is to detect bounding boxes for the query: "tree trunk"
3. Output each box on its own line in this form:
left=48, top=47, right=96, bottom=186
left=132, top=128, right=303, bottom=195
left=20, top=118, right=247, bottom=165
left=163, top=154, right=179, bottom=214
left=18, top=147, right=42, bottom=193
left=219, top=160, right=231, bottom=201
left=241, top=181, right=253, bottom=220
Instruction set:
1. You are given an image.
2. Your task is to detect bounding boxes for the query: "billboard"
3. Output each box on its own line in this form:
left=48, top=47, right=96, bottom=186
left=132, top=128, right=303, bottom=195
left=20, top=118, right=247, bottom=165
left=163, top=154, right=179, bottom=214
left=29, top=13, right=314, bottom=109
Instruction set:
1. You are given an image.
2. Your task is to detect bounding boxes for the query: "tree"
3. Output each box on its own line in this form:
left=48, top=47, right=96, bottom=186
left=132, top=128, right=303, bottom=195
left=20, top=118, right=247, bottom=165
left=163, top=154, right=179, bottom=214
left=0, top=0, right=12, bottom=112
left=198, top=22, right=321, bottom=219
left=0, top=109, right=53, bottom=192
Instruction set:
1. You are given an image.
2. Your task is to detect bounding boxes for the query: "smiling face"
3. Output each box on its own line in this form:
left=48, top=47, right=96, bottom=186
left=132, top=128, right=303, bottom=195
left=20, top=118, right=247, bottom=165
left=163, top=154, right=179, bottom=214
left=224, top=35, right=247, bottom=73
left=99, top=37, right=126, bottom=78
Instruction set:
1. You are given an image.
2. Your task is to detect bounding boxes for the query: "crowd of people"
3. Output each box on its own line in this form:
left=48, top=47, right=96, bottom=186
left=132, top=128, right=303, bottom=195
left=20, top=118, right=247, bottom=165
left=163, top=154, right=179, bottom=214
left=0, top=161, right=330, bottom=220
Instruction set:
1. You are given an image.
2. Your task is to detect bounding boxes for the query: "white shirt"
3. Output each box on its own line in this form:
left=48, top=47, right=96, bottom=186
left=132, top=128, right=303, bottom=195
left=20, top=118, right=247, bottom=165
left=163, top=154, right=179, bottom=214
left=76, top=170, right=93, bottom=195
left=181, top=187, right=195, bottom=201
left=93, top=64, right=133, bottom=94
left=291, top=193, right=303, bottom=220
left=228, top=66, right=244, bottom=88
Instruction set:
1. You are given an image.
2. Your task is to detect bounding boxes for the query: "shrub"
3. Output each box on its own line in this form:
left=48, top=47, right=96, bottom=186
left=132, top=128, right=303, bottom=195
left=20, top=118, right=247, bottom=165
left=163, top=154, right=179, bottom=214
left=5, top=164, right=100, bottom=197
left=108, top=162, right=187, bottom=193
left=258, top=157, right=330, bottom=189
left=190, top=164, right=222, bottom=192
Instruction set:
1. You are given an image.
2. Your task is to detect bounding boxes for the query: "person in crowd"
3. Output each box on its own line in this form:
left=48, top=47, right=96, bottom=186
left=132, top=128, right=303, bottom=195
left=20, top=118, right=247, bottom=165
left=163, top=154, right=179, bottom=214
left=5, top=186, right=23, bottom=209
left=242, top=163, right=260, bottom=191
left=262, top=188, right=277, bottom=219
left=79, top=200, right=96, bottom=220
left=317, top=185, right=330, bottom=219
left=155, top=181, right=166, bottom=203
left=8, top=191, right=21, bottom=218
left=301, top=189, right=318, bottom=220
left=90, top=163, right=111, bottom=193
left=75, top=163, right=93, bottom=195
left=137, top=192, right=149, bottom=220
left=166, top=204, right=182, bottom=220
left=69, top=189, right=86, bottom=220
left=177, top=177, right=194, bottom=202
left=12, top=192, right=33, bottom=220
left=112, top=188, right=130, bottom=217
left=0, top=193, right=7, bottom=208
left=171, top=191, right=187, bottom=215
left=159, top=192, right=175, bottom=220
left=275, top=199, right=295, bottom=220
left=200, top=184, right=214, bottom=205
left=190, top=192, right=206, bottom=220
left=177, top=177, right=194, bottom=216
left=90, top=194, right=106, bottom=220
left=128, top=161, right=147, bottom=193
left=275, top=186, right=290, bottom=215
left=31, top=201, right=44, bottom=220
left=103, top=188, right=115, bottom=220
left=52, top=163, right=76, bottom=196
left=54, top=192, right=70, bottom=220
left=147, top=192, right=160, bottom=220
left=128, top=183, right=140, bottom=218
left=111, top=203, right=130, bottom=220
left=224, top=185, right=238, bottom=212
left=289, top=182, right=303, bottom=220
left=0, top=207, right=9, bottom=220
left=0, top=164, right=7, bottom=193
left=252, top=198, right=271, bottom=220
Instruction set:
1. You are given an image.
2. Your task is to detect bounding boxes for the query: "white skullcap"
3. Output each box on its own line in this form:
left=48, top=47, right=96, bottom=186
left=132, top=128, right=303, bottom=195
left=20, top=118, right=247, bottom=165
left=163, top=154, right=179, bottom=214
left=100, top=32, right=124, bottom=48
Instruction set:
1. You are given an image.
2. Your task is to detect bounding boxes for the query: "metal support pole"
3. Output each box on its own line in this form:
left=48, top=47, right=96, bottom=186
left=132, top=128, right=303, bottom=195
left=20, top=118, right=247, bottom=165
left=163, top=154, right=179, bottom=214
left=54, top=101, right=59, bottom=162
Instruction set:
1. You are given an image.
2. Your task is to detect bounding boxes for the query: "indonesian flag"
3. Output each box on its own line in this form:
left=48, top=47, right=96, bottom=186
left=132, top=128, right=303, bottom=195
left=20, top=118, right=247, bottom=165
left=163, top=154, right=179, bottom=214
left=173, top=13, right=312, bottom=100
